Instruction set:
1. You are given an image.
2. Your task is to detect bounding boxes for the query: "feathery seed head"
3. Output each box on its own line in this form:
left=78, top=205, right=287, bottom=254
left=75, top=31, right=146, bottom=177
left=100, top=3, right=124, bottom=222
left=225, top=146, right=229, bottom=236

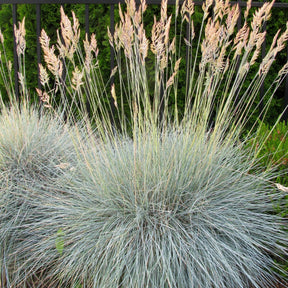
left=160, top=0, right=168, bottom=22
left=126, top=0, right=136, bottom=18
left=40, top=29, right=50, bottom=50
left=17, top=72, right=25, bottom=89
left=40, top=29, right=63, bottom=78
left=36, top=88, right=51, bottom=108
left=72, top=10, right=80, bottom=45
left=118, top=2, right=125, bottom=23
left=151, top=14, right=172, bottom=70
left=244, top=0, right=252, bottom=21
left=234, top=23, right=249, bottom=46
left=14, top=18, right=26, bottom=56
left=108, top=27, right=114, bottom=48
left=226, top=4, right=240, bottom=36
left=278, top=62, right=288, bottom=79
left=90, top=33, right=98, bottom=55
left=239, top=61, right=250, bottom=76
left=39, top=63, right=49, bottom=87
left=138, top=24, right=149, bottom=63
left=257, top=26, right=288, bottom=75
left=71, top=66, right=84, bottom=91
left=43, top=46, right=63, bottom=78
left=276, top=24, right=288, bottom=51
left=110, top=66, right=118, bottom=78
left=169, top=37, right=176, bottom=54
left=58, top=7, right=79, bottom=60
left=115, top=14, right=134, bottom=58
left=84, top=33, right=99, bottom=72
left=213, top=0, right=225, bottom=21
left=60, top=6, right=72, bottom=49
left=181, top=0, right=194, bottom=19
left=166, top=58, right=181, bottom=88
left=202, top=0, right=214, bottom=19
left=250, top=31, right=266, bottom=65
left=233, top=23, right=250, bottom=58
left=251, top=0, right=275, bottom=32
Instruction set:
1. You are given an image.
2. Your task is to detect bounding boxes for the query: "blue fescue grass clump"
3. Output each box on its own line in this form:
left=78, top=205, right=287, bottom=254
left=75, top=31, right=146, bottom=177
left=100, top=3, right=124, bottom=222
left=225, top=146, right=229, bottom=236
left=0, top=105, right=76, bottom=180
left=0, top=104, right=80, bottom=286
left=0, top=0, right=288, bottom=287
left=21, top=128, right=287, bottom=288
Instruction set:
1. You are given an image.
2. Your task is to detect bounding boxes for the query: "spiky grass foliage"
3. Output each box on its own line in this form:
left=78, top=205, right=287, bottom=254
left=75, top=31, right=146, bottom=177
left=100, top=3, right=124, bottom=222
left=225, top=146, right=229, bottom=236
left=20, top=128, right=287, bottom=288
left=0, top=0, right=288, bottom=287
left=0, top=104, right=80, bottom=286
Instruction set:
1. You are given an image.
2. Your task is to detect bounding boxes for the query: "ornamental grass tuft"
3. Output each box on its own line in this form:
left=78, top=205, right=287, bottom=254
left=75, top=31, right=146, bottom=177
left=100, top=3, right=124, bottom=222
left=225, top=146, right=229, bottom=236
left=23, top=128, right=287, bottom=288
left=0, top=0, right=288, bottom=287
left=0, top=104, right=79, bottom=286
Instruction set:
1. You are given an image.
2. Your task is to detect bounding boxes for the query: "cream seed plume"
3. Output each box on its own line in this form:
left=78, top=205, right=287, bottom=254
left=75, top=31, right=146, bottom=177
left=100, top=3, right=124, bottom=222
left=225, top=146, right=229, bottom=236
left=14, top=18, right=26, bottom=56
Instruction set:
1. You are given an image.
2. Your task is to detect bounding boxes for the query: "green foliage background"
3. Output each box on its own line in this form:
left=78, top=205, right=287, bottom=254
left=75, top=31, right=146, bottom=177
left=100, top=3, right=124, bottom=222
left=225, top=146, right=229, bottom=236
left=0, top=1, right=287, bottom=124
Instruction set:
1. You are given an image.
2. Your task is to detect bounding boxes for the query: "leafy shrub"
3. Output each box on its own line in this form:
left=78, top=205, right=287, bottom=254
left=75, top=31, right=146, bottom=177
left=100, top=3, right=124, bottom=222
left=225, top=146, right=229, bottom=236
left=251, top=121, right=288, bottom=185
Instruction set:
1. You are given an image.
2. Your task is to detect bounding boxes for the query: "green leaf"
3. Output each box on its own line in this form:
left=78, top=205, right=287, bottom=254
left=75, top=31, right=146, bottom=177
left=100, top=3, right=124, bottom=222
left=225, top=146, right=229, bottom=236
left=55, top=228, right=65, bottom=256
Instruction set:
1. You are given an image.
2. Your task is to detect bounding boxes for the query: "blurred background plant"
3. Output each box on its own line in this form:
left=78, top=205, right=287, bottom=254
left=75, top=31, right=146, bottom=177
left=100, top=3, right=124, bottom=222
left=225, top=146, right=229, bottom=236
left=249, top=121, right=288, bottom=186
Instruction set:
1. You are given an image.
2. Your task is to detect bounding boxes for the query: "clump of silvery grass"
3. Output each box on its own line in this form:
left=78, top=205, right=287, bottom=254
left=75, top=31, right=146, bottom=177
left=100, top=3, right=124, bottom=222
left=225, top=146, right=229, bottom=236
left=0, top=103, right=80, bottom=287
left=21, top=127, right=287, bottom=288
left=1, top=0, right=288, bottom=287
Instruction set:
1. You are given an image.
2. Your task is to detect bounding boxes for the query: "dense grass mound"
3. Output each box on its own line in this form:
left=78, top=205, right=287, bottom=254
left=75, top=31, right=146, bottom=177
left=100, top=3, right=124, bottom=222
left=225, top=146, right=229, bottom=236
left=22, top=128, right=287, bottom=288
left=0, top=105, right=79, bottom=286
left=0, top=0, right=288, bottom=286
left=0, top=106, right=76, bottom=179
